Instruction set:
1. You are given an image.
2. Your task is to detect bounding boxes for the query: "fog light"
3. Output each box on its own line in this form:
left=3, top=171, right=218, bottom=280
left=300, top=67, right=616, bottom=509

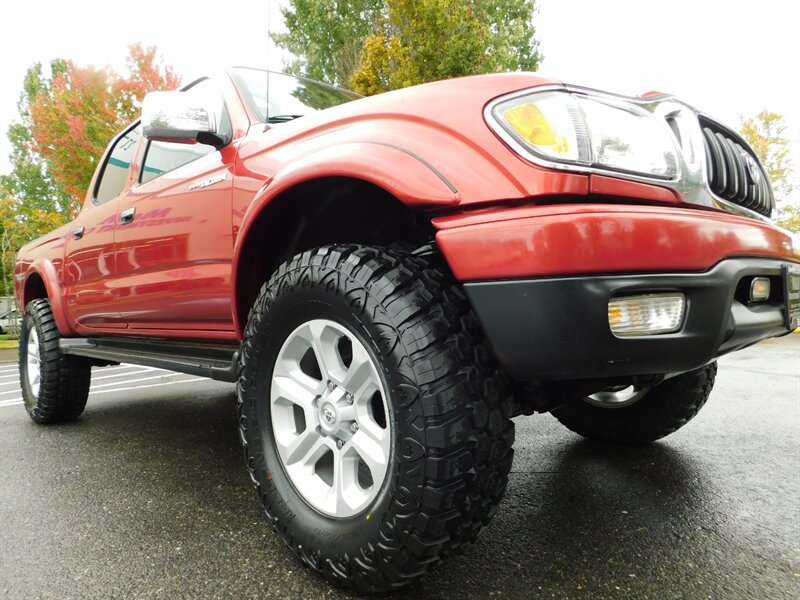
left=749, top=277, right=770, bottom=302
left=608, top=293, right=685, bottom=337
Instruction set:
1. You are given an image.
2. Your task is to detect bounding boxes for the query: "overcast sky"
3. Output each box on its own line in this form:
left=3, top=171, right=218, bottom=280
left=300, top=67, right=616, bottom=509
left=0, top=0, right=798, bottom=186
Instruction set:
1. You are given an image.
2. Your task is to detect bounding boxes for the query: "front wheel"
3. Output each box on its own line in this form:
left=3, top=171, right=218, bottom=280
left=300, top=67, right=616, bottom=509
left=551, top=363, right=717, bottom=443
left=237, top=245, right=514, bottom=592
left=19, top=298, right=92, bottom=424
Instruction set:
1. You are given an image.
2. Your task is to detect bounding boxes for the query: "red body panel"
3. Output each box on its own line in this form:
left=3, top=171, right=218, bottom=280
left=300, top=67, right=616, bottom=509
left=435, top=204, right=798, bottom=281
left=589, top=174, right=681, bottom=204
left=63, top=200, right=124, bottom=328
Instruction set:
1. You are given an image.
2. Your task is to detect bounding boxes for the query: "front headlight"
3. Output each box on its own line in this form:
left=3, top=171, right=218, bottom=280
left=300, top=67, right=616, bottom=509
left=489, top=89, right=679, bottom=180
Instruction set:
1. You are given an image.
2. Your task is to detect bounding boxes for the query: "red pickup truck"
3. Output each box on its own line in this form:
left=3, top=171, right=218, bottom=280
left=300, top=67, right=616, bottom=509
left=14, top=69, right=800, bottom=591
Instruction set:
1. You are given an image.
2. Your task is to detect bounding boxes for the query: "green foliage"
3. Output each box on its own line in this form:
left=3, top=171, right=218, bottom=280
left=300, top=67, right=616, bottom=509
left=775, top=204, right=800, bottom=233
left=273, top=0, right=384, bottom=87
left=739, top=110, right=798, bottom=232
left=0, top=190, right=64, bottom=296
left=1, top=122, right=70, bottom=216
left=351, top=0, right=541, bottom=95
left=275, top=0, right=542, bottom=95
left=473, top=0, right=543, bottom=73
left=0, top=63, right=72, bottom=219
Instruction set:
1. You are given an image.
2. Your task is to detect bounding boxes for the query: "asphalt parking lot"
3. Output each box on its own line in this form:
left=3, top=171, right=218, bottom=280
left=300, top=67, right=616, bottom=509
left=1, top=336, right=798, bottom=599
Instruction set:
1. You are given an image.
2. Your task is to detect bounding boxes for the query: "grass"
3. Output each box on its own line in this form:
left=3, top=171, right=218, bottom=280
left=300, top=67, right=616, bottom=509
left=0, top=333, right=19, bottom=350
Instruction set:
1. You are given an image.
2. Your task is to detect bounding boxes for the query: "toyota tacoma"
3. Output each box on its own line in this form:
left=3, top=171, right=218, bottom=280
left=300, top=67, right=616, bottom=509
left=13, top=69, right=800, bottom=591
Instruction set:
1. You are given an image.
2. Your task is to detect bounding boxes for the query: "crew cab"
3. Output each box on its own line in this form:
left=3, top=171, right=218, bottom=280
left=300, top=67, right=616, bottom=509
left=14, top=68, right=800, bottom=592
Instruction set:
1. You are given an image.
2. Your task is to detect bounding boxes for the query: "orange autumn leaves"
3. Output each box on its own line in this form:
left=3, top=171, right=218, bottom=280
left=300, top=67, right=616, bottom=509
left=26, top=44, right=180, bottom=217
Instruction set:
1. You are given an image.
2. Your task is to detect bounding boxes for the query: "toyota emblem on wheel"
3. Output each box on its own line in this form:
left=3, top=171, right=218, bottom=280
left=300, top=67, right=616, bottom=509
left=321, top=404, right=336, bottom=424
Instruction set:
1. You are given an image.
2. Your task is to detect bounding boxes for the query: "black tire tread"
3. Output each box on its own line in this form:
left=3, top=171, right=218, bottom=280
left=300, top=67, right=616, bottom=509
left=237, top=245, right=515, bottom=592
left=20, top=298, right=91, bottom=424
left=551, top=362, right=717, bottom=443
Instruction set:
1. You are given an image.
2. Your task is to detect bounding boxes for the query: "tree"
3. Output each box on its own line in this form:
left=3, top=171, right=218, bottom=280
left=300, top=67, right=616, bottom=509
left=0, top=44, right=180, bottom=294
left=0, top=192, right=63, bottom=297
left=22, top=44, right=180, bottom=218
left=350, top=0, right=484, bottom=94
left=0, top=62, right=72, bottom=219
left=739, top=110, right=795, bottom=201
left=776, top=204, right=800, bottom=233
left=739, top=110, right=798, bottom=232
left=273, top=0, right=385, bottom=87
left=274, top=0, right=542, bottom=95
left=351, top=0, right=542, bottom=95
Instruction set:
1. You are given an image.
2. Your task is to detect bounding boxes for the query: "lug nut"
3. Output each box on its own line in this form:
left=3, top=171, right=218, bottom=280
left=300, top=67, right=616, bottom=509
left=327, top=380, right=335, bottom=391
left=350, top=422, right=358, bottom=433
left=345, top=393, right=353, bottom=404
left=336, top=439, right=344, bottom=449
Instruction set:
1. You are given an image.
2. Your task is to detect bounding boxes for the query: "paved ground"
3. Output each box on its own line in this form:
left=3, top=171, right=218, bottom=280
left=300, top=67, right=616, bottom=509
left=1, top=336, right=798, bottom=599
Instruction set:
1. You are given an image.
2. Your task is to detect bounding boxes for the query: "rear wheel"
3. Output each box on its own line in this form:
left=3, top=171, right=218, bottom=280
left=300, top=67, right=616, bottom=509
left=237, top=245, right=514, bottom=592
left=551, top=363, right=717, bottom=443
left=19, top=299, right=91, bottom=424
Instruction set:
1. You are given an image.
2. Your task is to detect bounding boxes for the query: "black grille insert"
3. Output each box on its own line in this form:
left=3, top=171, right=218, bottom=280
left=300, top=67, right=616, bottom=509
left=700, top=117, right=774, bottom=217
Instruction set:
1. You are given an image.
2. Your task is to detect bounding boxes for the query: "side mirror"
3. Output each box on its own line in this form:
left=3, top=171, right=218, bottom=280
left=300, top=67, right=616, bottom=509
left=142, top=91, right=224, bottom=147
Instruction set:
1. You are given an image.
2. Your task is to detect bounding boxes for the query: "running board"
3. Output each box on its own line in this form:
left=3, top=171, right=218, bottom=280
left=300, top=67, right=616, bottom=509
left=59, top=337, right=239, bottom=382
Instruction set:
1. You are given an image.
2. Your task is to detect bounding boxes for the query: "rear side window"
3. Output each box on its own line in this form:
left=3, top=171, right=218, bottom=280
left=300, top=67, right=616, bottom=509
left=95, top=125, right=141, bottom=204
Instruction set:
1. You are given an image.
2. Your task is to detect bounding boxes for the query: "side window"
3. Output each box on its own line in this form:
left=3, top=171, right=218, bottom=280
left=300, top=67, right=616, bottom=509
left=140, top=141, right=214, bottom=184
left=95, top=125, right=141, bottom=203
left=139, top=79, right=227, bottom=184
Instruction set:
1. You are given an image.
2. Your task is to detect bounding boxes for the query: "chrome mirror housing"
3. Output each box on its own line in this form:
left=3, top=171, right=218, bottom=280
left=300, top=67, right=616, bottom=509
left=142, top=91, right=217, bottom=144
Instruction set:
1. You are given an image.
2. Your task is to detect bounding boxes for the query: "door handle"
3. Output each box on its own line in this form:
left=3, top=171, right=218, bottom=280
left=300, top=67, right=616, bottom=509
left=120, top=207, right=135, bottom=225
left=72, top=226, right=84, bottom=240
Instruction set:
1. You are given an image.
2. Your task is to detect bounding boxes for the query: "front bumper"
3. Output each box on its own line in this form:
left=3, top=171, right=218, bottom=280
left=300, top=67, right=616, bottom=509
left=464, top=258, right=797, bottom=381
left=434, top=202, right=799, bottom=383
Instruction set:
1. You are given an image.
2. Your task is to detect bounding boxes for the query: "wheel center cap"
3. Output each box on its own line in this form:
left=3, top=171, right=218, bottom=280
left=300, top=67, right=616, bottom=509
left=319, top=402, right=338, bottom=427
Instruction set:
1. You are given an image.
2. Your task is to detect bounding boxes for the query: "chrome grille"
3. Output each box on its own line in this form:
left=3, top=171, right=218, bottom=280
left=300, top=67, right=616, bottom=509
left=700, top=117, right=774, bottom=217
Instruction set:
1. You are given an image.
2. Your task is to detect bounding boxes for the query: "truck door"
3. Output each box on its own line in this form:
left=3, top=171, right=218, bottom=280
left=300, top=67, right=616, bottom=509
left=112, top=79, right=236, bottom=333
left=63, top=125, right=142, bottom=330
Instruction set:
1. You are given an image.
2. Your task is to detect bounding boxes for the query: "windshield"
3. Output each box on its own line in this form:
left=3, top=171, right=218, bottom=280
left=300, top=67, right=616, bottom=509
left=231, top=68, right=360, bottom=123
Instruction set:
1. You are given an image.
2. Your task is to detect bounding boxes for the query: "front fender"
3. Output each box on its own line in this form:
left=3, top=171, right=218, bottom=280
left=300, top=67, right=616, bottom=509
left=230, top=142, right=460, bottom=334
left=245, top=140, right=459, bottom=214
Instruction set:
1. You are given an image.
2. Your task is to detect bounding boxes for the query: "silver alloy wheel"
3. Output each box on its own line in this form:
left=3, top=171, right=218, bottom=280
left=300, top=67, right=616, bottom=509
left=26, top=327, right=41, bottom=398
left=585, top=385, right=650, bottom=409
left=270, top=319, right=391, bottom=518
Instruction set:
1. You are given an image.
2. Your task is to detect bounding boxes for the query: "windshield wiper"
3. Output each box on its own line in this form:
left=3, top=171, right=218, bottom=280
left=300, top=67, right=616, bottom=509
left=267, top=114, right=304, bottom=123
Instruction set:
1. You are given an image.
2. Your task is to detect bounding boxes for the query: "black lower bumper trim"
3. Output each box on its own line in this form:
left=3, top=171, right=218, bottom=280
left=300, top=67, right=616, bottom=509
left=464, top=258, right=795, bottom=381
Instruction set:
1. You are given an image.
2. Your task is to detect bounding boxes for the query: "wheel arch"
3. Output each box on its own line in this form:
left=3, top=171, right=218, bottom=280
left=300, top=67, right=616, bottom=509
left=231, top=175, right=436, bottom=336
left=23, top=260, right=72, bottom=335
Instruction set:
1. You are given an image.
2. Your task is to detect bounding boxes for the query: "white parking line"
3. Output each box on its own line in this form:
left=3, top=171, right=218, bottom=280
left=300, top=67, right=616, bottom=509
left=0, top=368, right=169, bottom=396
left=0, top=377, right=207, bottom=407
left=0, top=399, right=25, bottom=407
left=90, top=367, right=161, bottom=381
left=1, top=362, right=144, bottom=375
left=88, top=373, right=181, bottom=390
left=88, top=377, right=206, bottom=395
